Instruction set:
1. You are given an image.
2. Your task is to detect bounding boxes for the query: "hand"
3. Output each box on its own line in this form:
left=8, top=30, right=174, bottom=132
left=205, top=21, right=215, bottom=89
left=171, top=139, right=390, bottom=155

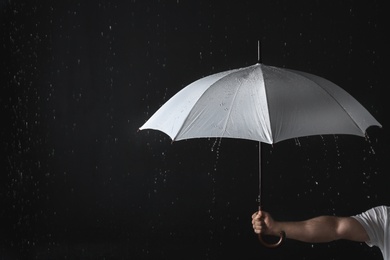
left=251, top=210, right=275, bottom=235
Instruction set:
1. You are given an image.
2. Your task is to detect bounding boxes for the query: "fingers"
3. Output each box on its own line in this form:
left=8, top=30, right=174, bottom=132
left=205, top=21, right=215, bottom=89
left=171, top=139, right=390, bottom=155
left=252, top=211, right=260, bottom=219
left=252, top=211, right=265, bottom=234
left=252, top=211, right=265, bottom=222
left=251, top=212, right=258, bottom=219
left=253, top=220, right=263, bottom=234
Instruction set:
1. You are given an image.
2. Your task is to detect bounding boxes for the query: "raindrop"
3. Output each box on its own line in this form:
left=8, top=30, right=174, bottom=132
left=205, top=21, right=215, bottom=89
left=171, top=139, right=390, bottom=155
left=211, top=138, right=222, bottom=171
left=320, top=135, right=326, bottom=147
left=162, top=87, right=168, bottom=101
left=365, top=134, right=376, bottom=155
left=210, top=138, right=220, bottom=152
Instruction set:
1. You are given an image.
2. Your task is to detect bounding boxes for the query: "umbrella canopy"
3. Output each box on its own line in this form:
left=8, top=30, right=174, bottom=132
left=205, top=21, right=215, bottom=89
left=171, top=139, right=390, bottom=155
left=140, top=63, right=381, bottom=144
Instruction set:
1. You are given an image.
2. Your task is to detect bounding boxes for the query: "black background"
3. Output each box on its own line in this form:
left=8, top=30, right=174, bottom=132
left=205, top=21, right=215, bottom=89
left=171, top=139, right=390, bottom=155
left=1, top=1, right=388, bottom=259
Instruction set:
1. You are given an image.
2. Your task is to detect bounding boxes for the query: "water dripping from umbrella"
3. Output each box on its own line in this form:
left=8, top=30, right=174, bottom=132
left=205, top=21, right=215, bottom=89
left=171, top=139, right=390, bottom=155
left=208, top=137, right=223, bottom=212
left=206, top=137, right=224, bottom=251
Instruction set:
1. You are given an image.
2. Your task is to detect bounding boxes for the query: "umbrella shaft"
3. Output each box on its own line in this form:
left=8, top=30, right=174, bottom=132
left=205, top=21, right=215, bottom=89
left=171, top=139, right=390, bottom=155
left=258, top=142, right=262, bottom=210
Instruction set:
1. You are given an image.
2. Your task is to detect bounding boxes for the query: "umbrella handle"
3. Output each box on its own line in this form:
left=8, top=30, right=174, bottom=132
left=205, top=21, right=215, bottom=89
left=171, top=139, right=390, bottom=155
left=258, top=231, right=286, bottom=248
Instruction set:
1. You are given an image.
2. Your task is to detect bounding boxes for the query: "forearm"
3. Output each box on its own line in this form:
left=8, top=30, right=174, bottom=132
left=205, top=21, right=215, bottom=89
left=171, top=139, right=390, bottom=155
left=272, top=216, right=340, bottom=243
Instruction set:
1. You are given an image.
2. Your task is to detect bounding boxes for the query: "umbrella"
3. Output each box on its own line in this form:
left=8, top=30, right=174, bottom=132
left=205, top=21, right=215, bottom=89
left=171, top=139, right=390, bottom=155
left=139, top=62, right=381, bottom=247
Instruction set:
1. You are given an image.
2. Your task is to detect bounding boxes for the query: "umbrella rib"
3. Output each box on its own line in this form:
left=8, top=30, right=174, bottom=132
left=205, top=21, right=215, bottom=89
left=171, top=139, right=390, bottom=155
left=221, top=79, right=243, bottom=137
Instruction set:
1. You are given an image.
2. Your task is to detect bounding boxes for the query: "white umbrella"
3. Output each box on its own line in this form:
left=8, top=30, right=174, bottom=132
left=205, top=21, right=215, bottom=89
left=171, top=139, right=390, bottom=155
left=139, top=63, right=381, bottom=247
left=140, top=63, right=380, bottom=143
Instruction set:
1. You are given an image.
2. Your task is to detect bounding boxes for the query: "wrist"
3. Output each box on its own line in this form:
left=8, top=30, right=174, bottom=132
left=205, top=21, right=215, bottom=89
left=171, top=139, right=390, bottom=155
left=270, top=221, right=283, bottom=236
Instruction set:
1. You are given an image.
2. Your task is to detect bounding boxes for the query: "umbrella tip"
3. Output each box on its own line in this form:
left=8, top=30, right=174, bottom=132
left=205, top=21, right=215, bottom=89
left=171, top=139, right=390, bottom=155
left=257, top=40, right=262, bottom=63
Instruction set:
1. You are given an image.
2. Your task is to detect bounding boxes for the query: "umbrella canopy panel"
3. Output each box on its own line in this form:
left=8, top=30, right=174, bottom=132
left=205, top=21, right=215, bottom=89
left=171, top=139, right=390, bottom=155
left=140, top=63, right=381, bottom=144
